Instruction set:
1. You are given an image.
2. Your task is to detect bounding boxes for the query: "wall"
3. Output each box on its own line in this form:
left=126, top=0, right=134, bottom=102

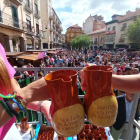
left=105, top=22, right=118, bottom=44
left=116, top=19, right=134, bottom=45
left=93, top=20, right=105, bottom=32
left=83, top=16, right=93, bottom=34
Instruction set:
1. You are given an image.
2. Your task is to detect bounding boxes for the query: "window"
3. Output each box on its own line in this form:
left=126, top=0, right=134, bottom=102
left=108, top=27, right=110, bottom=31
left=72, top=28, right=75, bottom=31
left=113, top=26, right=116, bottom=30
left=121, top=34, right=125, bottom=38
left=26, top=0, right=30, bottom=8
left=100, top=37, right=104, bottom=42
left=123, top=23, right=127, bottom=27
left=11, top=5, right=19, bottom=28
left=112, top=17, right=116, bottom=20
left=36, top=22, right=39, bottom=34
left=26, top=15, right=31, bottom=31
left=34, top=3, right=38, bottom=14
left=71, top=33, right=73, bottom=37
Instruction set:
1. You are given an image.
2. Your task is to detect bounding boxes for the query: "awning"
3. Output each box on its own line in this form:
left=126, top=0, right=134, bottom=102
left=47, top=51, right=56, bottom=54
left=17, top=54, right=40, bottom=61
left=6, top=52, right=29, bottom=56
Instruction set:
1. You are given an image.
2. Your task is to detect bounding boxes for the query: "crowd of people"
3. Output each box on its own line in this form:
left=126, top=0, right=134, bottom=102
left=13, top=49, right=140, bottom=82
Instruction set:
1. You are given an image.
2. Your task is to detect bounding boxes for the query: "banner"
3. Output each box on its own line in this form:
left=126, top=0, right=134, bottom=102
left=38, top=51, right=47, bottom=59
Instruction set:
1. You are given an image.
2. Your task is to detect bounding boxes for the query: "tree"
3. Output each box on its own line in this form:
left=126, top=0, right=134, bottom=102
left=70, top=34, right=92, bottom=49
left=125, top=17, right=140, bottom=48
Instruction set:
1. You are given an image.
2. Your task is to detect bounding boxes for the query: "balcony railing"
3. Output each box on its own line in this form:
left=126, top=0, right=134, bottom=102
left=49, top=12, right=54, bottom=20
left=24, top=1, right=33, bottom=13
left=34, top=10, right=40, bottom=19
left=119, top=38, right=125, bottom=42
left=0, top=11, right=27, bottom=31
left=10, top=0, right=23, bottom=5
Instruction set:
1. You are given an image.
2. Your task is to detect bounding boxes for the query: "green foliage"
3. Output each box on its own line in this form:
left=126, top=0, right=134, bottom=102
left=125, top=17, right=140, bottom=47
left=70, top=34, right=92, bottom=49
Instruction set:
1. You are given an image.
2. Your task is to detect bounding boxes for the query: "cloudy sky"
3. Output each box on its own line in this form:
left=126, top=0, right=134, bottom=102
left=52, top=0, right=140, bottom=34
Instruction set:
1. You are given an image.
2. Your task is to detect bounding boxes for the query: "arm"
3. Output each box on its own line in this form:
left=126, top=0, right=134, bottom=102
left=14, top=74, right=22, bottom=80
left=112, top=75, right=140, bottom=93
left=27, top=100, right=51, bottom=124
left=0, top=78, right=50, bottom=127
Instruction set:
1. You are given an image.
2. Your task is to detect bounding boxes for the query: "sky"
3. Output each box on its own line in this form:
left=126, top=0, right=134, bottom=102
left=52, top=0, right=140, bottom=34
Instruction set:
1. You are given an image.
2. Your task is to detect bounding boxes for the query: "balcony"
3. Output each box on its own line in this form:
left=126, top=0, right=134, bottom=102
left=26, top=26, right=34, bottom=35
left=34, top=10, right=40, bottom=19
left=36, top=30, right=42, bottom=37
left=0, top=11, right=27, bottom=32
left=119, top=38, right=125, bottom=42
left=10, top=0, right=23, bottom=5
left=49, top=12, right=54, bottom=20
left=121, top=26, right=126, bottom=31
left=24, top=1, right=33, bottom=13
left=94, top=40, right=97, bottom=44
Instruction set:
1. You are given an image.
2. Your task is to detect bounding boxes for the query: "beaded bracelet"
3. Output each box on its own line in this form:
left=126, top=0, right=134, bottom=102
left=3, top=98, right=19, bottom=118
left=0, top=100, right=14, bottom=118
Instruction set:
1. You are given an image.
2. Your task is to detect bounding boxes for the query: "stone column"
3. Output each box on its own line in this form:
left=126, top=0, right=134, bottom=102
left=20, top=37, right=27, bottom=52
left=4, top=36, right=13, bottom=52
left=38, top=38, right=43, bottom=50
left=32, top=36, right=36, bottom=50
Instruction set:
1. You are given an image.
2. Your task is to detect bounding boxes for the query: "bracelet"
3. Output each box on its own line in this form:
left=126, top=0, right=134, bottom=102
left=0, top=100, right=14, bottom=118
left=3, top=98, right=19, bottom=118
left=10, top=98, right=24, bottom=112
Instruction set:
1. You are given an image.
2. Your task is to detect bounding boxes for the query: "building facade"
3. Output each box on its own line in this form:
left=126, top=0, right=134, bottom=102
left=105, top=9, right=140, bottom=49
left=40, top=0, right=63, bottom=49
left=65, top=24, right=83, bottom=47
left=23, top=0, right=42, bottom=51
left=83, top=15, right=105, bottom=34
left=0, top=0, right=26, bottom=52
left=88, top=28, right=105, bottom=50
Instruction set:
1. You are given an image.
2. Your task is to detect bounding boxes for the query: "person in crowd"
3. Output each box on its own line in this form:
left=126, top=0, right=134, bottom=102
left=112, top=92, right=139, bottom=140
left=80, top=58, right=85, bottom=67
left=46, top=61, right=51, bottom=68
left=120, top=62, right=126, bottom=73
left=59, top=62, right=63, bottom=67
left=124, top=67, right=133, bottom=75
left=14, top=68, right=23, bottom=81
left=53, top=63, right=57, bottom=67
left=125, top=59, right=130, bottom=67
left=116, top=70, right=122, bottom=75
left=114, top=63, right=121, bottom=74
left=0, top=44, right=51, bottom=139
left=133, top=68, right=139, bottom=74
left=85, top=54, right=89, bottom=63
left=94, top=57, right=100, bottom=65
left=27, top=63, right=34, bottom=76
left=56, top=56, right=63, bottom=67
left=40, top=59, right=45, bottom=67
left=38, top=71, right=44, bottom=79
left=21, top=66, right=30, bottom=79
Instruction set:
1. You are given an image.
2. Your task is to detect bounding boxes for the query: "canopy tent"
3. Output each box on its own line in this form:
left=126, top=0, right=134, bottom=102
left=6, top=52, right=30, bottom=56
left=17, top=54, right=40, bottom=61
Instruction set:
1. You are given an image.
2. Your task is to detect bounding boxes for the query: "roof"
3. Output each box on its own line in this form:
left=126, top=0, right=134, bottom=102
left=17, top=54, right=40, bottom=61
left=67, top=24, right=82, bottom=29
left=88, top=27, right=106, bottom=35
left=5, top=52, right=29, bottom=56
left=118, top=9, right=140, bottom=22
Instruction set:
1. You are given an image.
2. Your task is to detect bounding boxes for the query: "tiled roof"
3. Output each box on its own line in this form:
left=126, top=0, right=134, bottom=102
left=117, top=9, right=140, bottom=22
left=88, top=27, right=106, bottom=35
left=69, top=24, right=82, bottom=28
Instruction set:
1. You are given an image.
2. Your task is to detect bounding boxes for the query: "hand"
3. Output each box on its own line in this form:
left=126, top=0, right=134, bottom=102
left=80, top=63, right=96, bottom=92
left=41, top=101, right=52, bottom=125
